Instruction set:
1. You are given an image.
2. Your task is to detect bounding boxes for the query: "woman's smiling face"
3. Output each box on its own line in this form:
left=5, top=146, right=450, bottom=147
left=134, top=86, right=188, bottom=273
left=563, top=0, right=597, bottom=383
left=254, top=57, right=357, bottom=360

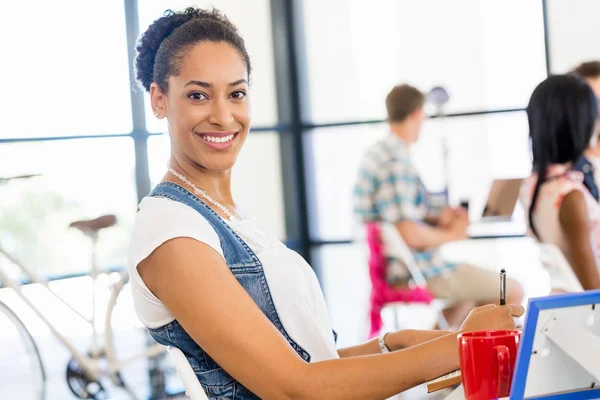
left=152, top=41, right=251, bottom=173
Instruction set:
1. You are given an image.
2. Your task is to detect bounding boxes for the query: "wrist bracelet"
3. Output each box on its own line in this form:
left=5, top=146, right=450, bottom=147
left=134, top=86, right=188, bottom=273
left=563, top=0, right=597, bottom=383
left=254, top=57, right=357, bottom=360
left=378, top=332, right=391, bottom=353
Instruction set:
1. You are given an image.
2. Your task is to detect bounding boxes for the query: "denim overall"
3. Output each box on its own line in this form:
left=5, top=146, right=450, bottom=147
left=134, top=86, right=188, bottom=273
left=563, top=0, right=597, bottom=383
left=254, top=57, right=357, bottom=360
left=146, top=182, right=312, bottom=399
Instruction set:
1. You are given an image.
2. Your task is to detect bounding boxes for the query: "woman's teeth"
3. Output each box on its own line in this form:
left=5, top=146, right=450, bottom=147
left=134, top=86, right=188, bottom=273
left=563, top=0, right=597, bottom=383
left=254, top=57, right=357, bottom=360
left=202, top=134, right=234, bottom=143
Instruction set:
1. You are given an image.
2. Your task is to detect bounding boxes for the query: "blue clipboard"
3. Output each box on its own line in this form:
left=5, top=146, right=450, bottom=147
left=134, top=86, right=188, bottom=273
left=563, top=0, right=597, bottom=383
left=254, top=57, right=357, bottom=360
left=510, top=290, right=600, bottom=399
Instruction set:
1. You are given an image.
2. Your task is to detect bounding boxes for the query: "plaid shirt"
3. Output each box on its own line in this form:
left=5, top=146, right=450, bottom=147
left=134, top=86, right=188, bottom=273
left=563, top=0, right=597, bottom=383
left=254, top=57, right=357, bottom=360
left=353, top=135, right=456, bottom=278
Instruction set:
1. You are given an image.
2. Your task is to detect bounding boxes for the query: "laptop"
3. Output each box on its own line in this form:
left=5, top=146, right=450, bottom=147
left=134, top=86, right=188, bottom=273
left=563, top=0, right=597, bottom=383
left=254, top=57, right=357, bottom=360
left=467, top=178, right=527, bottom=239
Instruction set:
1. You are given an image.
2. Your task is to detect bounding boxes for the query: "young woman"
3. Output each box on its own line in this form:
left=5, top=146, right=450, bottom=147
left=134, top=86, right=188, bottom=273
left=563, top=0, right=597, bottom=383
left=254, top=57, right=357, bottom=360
left=522, top=74, right=600, bottom=290
left=128, top=7, right=523, bottom=399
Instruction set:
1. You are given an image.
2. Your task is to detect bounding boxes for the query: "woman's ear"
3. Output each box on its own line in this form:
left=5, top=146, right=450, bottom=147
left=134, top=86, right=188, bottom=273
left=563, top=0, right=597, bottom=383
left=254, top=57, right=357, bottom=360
left=150, top=83, right=167, bottom=118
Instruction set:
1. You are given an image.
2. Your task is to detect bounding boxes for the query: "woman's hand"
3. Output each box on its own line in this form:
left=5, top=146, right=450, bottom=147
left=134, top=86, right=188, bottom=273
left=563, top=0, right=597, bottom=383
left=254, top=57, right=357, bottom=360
left=459, top=304, right=525, bottom=333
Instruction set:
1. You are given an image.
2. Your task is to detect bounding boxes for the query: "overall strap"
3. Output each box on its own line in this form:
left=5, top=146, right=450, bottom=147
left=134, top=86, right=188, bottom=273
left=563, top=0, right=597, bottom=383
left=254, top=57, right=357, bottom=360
left=149, top=182, right=259, bottom=267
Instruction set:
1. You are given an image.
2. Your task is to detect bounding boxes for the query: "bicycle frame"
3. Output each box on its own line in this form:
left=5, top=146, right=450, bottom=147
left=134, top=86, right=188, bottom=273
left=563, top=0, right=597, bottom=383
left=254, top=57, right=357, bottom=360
left=0, top=240, right=165, bottom=384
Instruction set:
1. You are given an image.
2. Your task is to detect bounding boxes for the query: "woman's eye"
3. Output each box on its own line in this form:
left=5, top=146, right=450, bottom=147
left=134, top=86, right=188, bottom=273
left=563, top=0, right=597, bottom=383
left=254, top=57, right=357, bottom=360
left=231, top=91, right=246, bottom=100
left=188, top=92, right=207, bottom=101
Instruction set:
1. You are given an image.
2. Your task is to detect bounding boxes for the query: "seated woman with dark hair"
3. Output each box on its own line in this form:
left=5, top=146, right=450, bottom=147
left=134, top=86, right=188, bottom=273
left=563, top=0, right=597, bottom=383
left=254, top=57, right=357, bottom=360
left=521, top=74, right=600, bottom=290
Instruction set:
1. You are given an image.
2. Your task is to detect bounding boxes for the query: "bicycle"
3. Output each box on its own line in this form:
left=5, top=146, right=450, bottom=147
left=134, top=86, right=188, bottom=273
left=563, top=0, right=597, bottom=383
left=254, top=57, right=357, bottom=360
left=0, top=174, right=183, bottom=399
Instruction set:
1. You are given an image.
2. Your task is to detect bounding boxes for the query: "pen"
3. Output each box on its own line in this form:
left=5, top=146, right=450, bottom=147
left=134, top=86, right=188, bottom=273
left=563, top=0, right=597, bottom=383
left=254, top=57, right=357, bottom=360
left=500, top=268, right=506, bottom=306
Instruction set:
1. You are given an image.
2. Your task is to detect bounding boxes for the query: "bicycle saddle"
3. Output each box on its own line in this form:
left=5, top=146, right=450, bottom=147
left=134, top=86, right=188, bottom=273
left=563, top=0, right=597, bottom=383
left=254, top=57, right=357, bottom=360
left=69, top=215, right=117, bottom=233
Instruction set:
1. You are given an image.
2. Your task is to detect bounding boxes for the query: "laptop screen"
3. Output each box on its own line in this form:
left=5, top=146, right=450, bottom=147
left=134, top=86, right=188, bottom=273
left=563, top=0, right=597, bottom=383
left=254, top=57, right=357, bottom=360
left=481, top=178, right=524, bottom=219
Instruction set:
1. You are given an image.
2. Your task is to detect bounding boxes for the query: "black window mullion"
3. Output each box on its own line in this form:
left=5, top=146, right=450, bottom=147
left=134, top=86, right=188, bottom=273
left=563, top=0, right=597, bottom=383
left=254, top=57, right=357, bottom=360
left=541, top=0, right=552, bottom=76
left=124, top=0, right=151, bottom=203
left=270, top=0, right=314, bottom=267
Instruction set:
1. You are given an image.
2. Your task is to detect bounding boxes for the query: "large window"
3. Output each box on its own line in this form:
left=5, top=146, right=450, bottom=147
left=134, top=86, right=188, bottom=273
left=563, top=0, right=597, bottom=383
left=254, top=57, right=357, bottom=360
left=302, top=0, right=546, bottom=123
left=0, top=138, right=137, bottom=277
left=1, top=1, right=133, bottom=138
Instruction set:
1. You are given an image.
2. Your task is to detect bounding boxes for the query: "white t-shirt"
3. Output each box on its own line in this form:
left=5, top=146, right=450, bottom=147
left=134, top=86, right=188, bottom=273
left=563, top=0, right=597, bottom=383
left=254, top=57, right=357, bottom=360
left=127, top=196, right=339, bottom=362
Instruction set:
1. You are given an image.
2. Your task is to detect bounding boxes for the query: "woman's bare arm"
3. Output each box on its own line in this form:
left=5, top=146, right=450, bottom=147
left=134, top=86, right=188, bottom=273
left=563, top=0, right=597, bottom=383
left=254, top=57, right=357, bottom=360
left=559, top=190, right=600, bottom=290
left=139, top=237, right=521, bottom=400
left=337, top=330, right=451, bottom=358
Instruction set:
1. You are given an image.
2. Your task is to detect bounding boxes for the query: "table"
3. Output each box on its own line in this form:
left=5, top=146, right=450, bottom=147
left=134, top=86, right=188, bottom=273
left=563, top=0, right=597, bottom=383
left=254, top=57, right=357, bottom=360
left=444, top=384, right=509, bottom=400
left=439, top=237, right=552, bottom=299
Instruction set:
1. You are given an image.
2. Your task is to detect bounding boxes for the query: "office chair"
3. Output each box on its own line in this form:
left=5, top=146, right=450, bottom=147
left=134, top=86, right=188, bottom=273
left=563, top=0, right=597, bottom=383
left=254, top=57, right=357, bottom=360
left=365, top=222, right=450, bottom=338
left=168, top=346, right=209, bottom=400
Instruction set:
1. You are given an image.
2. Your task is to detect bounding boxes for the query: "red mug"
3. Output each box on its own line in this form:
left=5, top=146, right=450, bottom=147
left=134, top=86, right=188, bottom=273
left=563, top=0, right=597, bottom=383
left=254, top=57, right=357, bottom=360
left=458, top=330, right=521, bottom=400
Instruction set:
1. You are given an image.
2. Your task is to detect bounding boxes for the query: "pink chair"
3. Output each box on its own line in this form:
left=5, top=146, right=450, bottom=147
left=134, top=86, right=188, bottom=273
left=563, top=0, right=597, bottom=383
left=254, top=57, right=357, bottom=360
left=365, top=222, right=448, bottom=338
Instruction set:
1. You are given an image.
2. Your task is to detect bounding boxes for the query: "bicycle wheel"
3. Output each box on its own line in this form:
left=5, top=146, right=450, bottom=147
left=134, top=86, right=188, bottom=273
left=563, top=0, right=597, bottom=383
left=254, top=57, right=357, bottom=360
left=104, top=272, right=184, bottom=399
left=0, top=300, right=46, bottom=400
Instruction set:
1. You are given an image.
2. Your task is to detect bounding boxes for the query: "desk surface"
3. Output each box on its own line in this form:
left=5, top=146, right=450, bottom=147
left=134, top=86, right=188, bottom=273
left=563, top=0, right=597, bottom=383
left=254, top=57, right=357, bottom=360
left=467, top=220, right=527, bottom=239
left=439, top=236, right=552, bottom=299
left=445, top=384, right=509, bottom=400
